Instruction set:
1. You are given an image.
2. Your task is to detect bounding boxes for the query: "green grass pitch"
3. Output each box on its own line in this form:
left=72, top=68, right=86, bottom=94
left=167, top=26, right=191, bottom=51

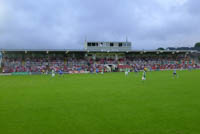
left=0, top=70, right=200, bottom=134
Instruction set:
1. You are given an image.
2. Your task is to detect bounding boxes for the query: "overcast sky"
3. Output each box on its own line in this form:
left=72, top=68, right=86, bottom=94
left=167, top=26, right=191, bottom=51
left=0, top=0, right=200, bottom=50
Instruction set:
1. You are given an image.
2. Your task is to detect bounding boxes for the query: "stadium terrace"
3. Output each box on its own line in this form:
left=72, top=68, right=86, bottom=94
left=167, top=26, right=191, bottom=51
left=0, top=50, right=199, bottom=74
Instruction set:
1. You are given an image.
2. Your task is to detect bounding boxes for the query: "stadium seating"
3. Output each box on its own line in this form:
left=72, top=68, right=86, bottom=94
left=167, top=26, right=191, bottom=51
left=1, top=52, right=200, bottom=73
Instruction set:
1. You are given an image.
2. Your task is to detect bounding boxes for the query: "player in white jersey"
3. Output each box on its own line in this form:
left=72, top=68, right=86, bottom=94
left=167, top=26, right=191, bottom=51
left=125, top=69, right=129, bottom=76
left=173, top=69, right=177, bottom=77
left=101, top=68, right=104, bottom=75
left=142, top=70, right=146, bottom=81
left=52, top=69, right=55, bottom=77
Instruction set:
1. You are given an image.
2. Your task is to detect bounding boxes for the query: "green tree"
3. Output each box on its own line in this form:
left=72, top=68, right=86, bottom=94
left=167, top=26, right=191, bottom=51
left=194, top=42, right=200, bottom=48
left=157, top=47, right=165, bottom=50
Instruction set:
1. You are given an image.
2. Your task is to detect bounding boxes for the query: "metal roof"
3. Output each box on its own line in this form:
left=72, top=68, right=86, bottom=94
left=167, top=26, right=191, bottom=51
left=0, top=49, right=198, bottom=53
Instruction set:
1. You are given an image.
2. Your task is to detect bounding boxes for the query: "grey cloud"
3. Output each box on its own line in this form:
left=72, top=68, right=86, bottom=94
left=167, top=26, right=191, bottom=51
left=0, top=0, right=200, bottom=50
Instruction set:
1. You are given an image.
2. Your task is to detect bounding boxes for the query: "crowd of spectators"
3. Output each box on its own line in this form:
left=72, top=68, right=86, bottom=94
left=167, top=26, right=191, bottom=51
left=1, top=53, right=200, bottom=73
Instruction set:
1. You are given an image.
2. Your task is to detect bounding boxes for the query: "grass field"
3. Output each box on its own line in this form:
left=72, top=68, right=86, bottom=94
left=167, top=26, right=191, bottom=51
left=0, top=70, right=200, bottom=134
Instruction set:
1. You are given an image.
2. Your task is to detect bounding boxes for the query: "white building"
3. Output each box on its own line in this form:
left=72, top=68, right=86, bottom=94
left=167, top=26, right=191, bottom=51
left=85, top=41, right=132, bottom=52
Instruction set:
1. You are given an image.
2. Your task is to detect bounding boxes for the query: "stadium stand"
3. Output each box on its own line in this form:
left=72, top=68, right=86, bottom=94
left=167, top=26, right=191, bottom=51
left=1, top=50, right=199, bottom=74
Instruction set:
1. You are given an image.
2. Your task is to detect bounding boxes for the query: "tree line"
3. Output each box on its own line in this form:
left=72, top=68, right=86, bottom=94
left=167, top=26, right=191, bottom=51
left=157, top=42, right=200, bottom=51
